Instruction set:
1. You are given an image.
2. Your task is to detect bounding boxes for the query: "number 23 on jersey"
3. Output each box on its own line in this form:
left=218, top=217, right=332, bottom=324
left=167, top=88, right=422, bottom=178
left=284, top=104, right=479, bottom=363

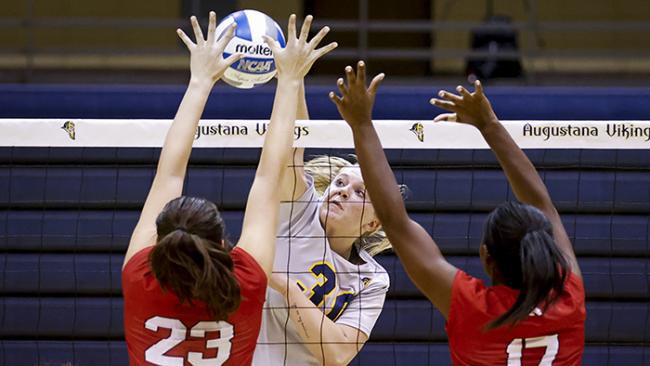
left=144, top=316, right=234, bottom=366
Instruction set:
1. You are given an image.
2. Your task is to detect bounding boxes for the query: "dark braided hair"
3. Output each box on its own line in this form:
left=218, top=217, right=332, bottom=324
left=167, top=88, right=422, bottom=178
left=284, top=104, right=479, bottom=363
left=483, top=201, right=569, bottom=329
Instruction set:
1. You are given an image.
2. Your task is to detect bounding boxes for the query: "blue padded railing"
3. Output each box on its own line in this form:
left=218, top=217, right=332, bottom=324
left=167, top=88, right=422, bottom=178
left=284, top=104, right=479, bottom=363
left=1, top=211, right=647, bottom=256
left=1, top=341, right=648, bottom=366
left=2, top=85, right=650, bottom=120
left=0, top=341, right=129, bottom=366
left=0, top=298, right=123, bottom=338
left=3, top=147, right=650, bottom=169
left=353, top=344, right=650, bottom=366
left=1, top=254, right=647, bottom=300
left=1, top=298, right=648, bottom=343
left=2, top=166, right=650, bottom=213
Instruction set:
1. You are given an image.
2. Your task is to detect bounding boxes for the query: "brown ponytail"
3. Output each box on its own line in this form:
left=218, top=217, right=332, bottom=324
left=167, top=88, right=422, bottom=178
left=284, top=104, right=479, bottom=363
left=150, top=196, right=240, bottom=321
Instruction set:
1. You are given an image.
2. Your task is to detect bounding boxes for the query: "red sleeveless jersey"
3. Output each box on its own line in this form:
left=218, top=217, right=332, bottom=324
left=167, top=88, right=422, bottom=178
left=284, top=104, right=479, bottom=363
left=122, top=246, right=267, bottom=366
left=446, top=271, right=585, bottom=366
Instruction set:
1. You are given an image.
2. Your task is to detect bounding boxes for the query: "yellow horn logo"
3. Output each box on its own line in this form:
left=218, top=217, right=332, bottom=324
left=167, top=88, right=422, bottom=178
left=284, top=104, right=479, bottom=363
left=61, top=121, right=76, bottom=140
left=409, top=122, right=424, bottom=142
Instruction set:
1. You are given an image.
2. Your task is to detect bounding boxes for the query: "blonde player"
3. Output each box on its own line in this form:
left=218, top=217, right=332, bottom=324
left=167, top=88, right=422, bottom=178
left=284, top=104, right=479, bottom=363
left=121, top=13, right=336, bottom=366
left=253, top=18, right=391, bottom=366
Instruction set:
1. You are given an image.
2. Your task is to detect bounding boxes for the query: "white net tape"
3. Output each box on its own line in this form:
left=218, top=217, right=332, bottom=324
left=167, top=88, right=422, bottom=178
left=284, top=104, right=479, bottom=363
left=2, top=119, right=650, bottom=149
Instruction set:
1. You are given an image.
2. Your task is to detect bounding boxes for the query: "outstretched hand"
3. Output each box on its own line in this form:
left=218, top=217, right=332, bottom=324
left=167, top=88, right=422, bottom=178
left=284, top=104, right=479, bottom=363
left=329, top=61, right=385, bottom=128
left=263, top=14, right=337, bottom=82
left=177, top=12, right=243, bottom=84
left=429, top=80, right=499, bottom=131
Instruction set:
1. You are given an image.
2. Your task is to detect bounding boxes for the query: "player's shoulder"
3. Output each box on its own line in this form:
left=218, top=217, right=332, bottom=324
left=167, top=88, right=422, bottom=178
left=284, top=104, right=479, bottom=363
left=448, top=270, right=491, bottom=321
left=230, top=247, right=268, bottom=301
left=358, top=248, right=388, bottom=272
left=122, top=246, right=154, bottom=279
left=231, top=247, right=266, bottom=279
left=551, top=271, right=586, bottom=321
left=287, top=173, right=318, bottom=204
left=452, top=270, right=486, bottom=294
left=358, top=251, right=390, bottom=291
left=565, top=271, right=585, bottom=296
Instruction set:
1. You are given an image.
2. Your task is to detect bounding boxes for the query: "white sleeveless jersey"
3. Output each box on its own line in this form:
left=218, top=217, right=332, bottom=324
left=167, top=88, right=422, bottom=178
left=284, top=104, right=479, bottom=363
left=253, top=175, right=390, bottom=366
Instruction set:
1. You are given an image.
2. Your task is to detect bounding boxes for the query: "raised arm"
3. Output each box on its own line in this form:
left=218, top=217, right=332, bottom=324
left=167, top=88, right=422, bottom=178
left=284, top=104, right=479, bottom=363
left=277, top=82, right=309, bottom=203
left=431, top=80, right=580, bottom=277
left=236, top=15, right=337, bottom=277
left=124, top=13, right=241, bottom=268
left=329, top=61, right=458, bottom=317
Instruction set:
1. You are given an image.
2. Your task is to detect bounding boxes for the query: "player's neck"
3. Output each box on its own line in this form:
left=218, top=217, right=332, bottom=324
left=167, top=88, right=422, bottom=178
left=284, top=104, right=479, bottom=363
left=328, top=235, right=354, bottom=260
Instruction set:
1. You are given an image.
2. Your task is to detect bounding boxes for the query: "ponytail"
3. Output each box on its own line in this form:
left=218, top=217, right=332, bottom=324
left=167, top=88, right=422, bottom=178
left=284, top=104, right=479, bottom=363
left=487, top=229, right=568, bottom=329
left=150, top=229, right=240, bottom=321
left=484, top=202, right=570, bottom=329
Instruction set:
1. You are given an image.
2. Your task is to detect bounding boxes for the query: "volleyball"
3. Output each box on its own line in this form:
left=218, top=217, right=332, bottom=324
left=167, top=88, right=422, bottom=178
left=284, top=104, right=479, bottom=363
left=216, top=9, right=286, bottom=89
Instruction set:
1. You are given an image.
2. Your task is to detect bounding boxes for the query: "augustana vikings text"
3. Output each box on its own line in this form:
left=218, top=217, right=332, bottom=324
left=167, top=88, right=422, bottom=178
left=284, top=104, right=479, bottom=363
left=523, top=123, right=650, bottom=141
left=195, top=123, right=308, bottom=140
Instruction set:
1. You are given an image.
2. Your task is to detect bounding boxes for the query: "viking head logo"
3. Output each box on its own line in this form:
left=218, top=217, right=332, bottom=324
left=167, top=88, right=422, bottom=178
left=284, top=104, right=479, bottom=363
left=61, top=121, right=76, bottom=140
left=362, top=277, right=372, bottom=288
left=409, top=122, right=424, bottom=142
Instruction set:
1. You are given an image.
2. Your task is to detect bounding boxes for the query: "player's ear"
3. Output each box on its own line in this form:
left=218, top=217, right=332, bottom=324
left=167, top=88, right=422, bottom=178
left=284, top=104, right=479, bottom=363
left=480, top=243, right=497, bottom=278
left=364, top=218, right=381, bottom=234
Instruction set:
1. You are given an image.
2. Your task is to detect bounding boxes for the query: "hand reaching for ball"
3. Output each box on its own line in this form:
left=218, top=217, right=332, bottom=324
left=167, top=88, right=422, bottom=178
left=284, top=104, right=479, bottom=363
left=263, top=14, right=337, bottom=82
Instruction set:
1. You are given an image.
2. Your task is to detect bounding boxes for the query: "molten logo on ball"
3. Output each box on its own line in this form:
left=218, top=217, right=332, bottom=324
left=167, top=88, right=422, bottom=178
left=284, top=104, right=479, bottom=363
left=234, top=43, right=272, bottom=56
left=217, top=9, right=286, bottom=89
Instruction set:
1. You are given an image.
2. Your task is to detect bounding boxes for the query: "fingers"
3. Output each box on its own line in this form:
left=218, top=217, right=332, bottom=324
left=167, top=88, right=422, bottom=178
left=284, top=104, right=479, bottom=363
left=329, top=91, right=343, bottom=106
left=215, top=23, right=237, bottom=52
left=177, top=28, right=194, bottom=50
left=433, top=113, right=457, bottom=123
left=313, top=41, right=338, bottom=60
left=456, top=85, right=471, bottom=98
left=299, top=15, right=313, bottom=42
left=368, top=73, right=385, bottom=96
left=336, top=78, right=347, bottom=96
left=345, top=65, right=356, bottom=87
left=191, top=15, right=205, bottom=44
left=438, top=90, right=462, bottom=103
left=309, top=26, right=330, bottom=50
left=429, top=98, right=458, bottom=112
left=206, top=11, right=216, bottom=44
left=474, top=79, right=484, bottom=96
left=356, top=61, right=366, bottom=86
left=223, top=52, right=245, bottom=67
left=262, top=34, right=281, bottom=54
left=287, top=14, right=297, bottom=40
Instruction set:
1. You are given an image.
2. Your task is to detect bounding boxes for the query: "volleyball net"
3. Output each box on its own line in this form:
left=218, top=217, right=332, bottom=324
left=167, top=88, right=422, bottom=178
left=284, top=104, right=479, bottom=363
left=1, top=119, right=649, bottom=365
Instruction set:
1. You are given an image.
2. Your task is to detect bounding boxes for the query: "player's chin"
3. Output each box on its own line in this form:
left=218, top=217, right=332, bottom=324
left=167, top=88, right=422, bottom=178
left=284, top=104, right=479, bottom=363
left=321, top=209, right=345, bottom=224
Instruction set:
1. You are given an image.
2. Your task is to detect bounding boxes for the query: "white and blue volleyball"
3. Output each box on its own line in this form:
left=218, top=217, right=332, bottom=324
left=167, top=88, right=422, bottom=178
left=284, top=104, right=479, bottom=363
left=216, top=10, right=286, bottom=89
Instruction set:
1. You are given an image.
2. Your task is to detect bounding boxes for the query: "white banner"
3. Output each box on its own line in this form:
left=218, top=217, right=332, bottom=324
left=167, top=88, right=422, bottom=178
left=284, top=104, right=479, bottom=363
left=2, top=119, right=650, bottom=149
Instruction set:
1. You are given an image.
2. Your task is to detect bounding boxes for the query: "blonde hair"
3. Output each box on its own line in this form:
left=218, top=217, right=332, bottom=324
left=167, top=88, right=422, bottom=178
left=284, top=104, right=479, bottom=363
left=304, top=155, right=392, bottom=256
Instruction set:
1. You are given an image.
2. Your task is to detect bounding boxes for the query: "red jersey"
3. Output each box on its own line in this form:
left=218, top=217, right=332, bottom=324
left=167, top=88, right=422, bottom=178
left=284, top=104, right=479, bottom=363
left=446, top=270, right=585, bottom=366
left=122, top=246, right=267, bottom=366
